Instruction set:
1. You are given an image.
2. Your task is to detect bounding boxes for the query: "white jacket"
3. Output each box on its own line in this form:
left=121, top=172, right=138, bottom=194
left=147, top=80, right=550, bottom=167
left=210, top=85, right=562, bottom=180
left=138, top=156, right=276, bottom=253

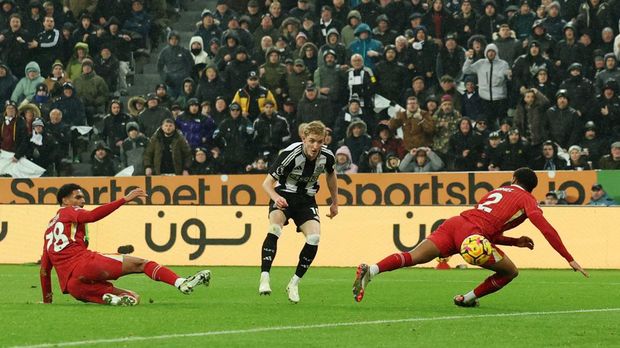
left=462, top=44, right=510, bottom=101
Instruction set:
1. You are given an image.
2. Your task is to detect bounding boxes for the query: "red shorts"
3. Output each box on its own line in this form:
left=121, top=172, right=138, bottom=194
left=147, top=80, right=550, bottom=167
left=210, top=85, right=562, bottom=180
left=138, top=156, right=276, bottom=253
left=66, top=253, right=124, bottom=304
left=427, top=216, right=505, bottom=265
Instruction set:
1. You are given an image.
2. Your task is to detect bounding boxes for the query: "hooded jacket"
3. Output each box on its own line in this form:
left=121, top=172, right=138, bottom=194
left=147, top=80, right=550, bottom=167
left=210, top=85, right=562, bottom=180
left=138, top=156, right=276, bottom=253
left=102, top=103, right=132, bottom=154
left=127, top=95, right=146, bottom=117
left=260, top=48, right=287, bottom=93
left=50, top=83, right=86, bottom=126
left=158, top=32, right=194, bottom=83
left=317, top=28, right=348, bottom=67
left=514, top=89, right=550, bottom=146
left=341, top=119, right=372, bottom=165
left=11, top=62, right=45, bottom=103
left=334, top=145, right=358, bottom=174
left=175, top=108, right=216, bottom=149
left=594, top=54, right=620, bottom=93
left=189, top=36, right=213, bottom=77
left=66, top=42, right=89, bottom=80
left=349, top=23, right=383, bottom=69
left=462, top=44, right=510, bottom=101
left=73, top=65, right=109, bottom=108
left=341, top=10, right=361, bottom=48
left=0, top=63, right=17, bottom=105
left=121, top=123, right=149, bottom=175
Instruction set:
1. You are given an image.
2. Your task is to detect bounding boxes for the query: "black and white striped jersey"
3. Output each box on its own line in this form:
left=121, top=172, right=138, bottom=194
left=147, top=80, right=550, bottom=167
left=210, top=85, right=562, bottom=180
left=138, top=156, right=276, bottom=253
left=268, top=142, right=335, bottom=196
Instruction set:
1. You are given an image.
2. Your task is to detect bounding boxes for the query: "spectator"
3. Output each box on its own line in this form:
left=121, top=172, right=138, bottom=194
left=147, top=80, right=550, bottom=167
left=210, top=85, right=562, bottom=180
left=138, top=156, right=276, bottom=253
left=212, top=102, right=254, bottom=173
left=334, top=94, right=365, bottom=142
left=371, top=123, right=406, bottom=159
left=566, top=145, right=592, bottom=170
left=598, top=141, right=620, bottom=169
left=189, top=36, right=212, bottom=82
left=259, top=47, right=287, bottom=101
left=512, top=41, right=554, bottom=93
left=252, top=99, right=290, bottom=161
left=101, top=99, right=131, bottom=157
left=473, top=117, right=491, bottom=139
left=346, top=53, right=376, bottom=117
left=11, top=61, right=45, bottom=103
left=579, top=121, right=607, bottom=166
left=358, top=146, right=386, bottom=173
left=463, top=43, right=511, bottom=128
left=195, top=9, right=221, bottom=51
left=542, top=191, right=560, bottom=205
left=587, top=183, right=617, bottom=206
left=232, top=70, right=277, bottom=121
left=314, top=49, right=343, bottom=111
left=300, top=13, right=321, bottom=46
left=543, top=1, right=566, bottom=41
left=461, top=75, right=483, bottom=120
left=25, top=117, right=54, bottom=172
left=527, top=19, right=556, bottom=58
left=157, top=30, right=193, bottom=98
left=0, top=62, right=17, bottom=105
left=195, top=65, right=226, bottom=106
left=373, top=14, right=397, bottom=47
left=66, top=42, right=89, bottom=80
left=93, top=46, right=119, bottom=95
left=479, top=131, right=502, bottom=170
left=453, top=0, right=478, bottom=48
left=436, top=34, right=466, bottom=84
left=0, top=13, right=34, bottom=79
left=408, top=26, right=438, bottom=88
left=19, top=102, right=39, bottom=135
left=594, top=53, right=620, bottom=93
left=224, top=46, right=257, bottom=97
left=447, top=117, right=484, bottom=171
left=144, top=118, right=192, bottom=176
left=286, top=58, right=310, bottom=104
left=44, top=60, right=70, bottom=99
left=210, top=96, right=228, bottom=125
left=334, top=145, right=358, bottom=174
left=189, top=146, right=221, bottom=175
left=175, top=78, right=196, bottom=110
left=401, top=75, right=428, bottom=107
left=531, top=66, right=558, bottom=102
left=73, top=58, right=109, bottom=123
left=127, top=95, right=145, bottom=118
left=385, top=152, right=403, bottom=173
left=390, top=96, right=434, bottom=150
left=1, top=100, right=28, bottom=160
left=175, top=98, right=216, bottom=150
left=349, top=22, right=382, bottom=69
left=552, top=22, right=585, bottom=80
left=399, top=147, right=444, bottom=172
left=494, top=128, right=531, bottom=170
left=120, top=121, right=148, bottom=175
left=509, top=0, right=536, bottom=40
left=594, top=79, right=620, bottom=139
left=544, top=89, right=581, bottom=150
left=432, top=94, right=462, bottom=157
left=514, top=88, right=550, bottom=148
left=475, top=0, right=506, bottom=43
left=253, top=14, right=278, bottom=49
left=46, top=108, right=71, bottom=174
left=375, top=44, right=407, bottom=103
left=340, top=119, right=371, bottom=166
left=576, top=0, right=613, bottom=39
left=434, top=75, right=463, bottom=112
left=355, top=0, right=383, bottom=29
left=558, top=63, right=595, bottom=118
left=317, top=27, right=347, bottom=68
left=33, top=15, right=60, bottom=78
left=29, top=83, right=51, bottom=119
left=341, top=10, right=361, bottom=48
left=289, top=0, right=311, bottom=20
left=222, top=15, right=255, bottom=54
left=299, top=41, right=319, bottom=75
left=137, top=93, right=172, bottom=138
left=280, top=98, right=298, bottom=144
left=531, top=140, right=568, bottom=170
left=296, top=81, right=333, bottom=128
left=100, top=16, right=133, bottom=96
left=50, top=82, right=85, bottom=126
left=91, top=141, right=116, bottom=176
left=423, top=0, right=453, bottom=43
left=123, top=0, right=152, bottom=50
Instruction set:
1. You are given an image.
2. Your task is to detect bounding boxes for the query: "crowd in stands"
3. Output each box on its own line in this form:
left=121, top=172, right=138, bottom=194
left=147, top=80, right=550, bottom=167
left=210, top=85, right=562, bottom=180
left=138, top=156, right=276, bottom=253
left=1, top=0, right=620, bottom=178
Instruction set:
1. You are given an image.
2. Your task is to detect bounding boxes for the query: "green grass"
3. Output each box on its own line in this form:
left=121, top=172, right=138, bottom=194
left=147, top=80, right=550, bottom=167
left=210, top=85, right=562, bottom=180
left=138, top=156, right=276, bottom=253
left=1, top=265, right=618, bottom=347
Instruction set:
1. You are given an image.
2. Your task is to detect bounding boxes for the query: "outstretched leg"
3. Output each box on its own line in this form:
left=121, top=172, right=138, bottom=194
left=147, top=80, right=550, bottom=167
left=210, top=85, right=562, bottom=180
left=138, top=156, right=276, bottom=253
left=353, top=239, right=442, bottom=302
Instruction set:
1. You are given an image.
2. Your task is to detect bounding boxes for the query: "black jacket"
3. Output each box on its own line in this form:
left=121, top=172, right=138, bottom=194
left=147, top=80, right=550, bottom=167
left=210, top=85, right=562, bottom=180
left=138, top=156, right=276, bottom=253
left=296, top=94, right=334, bottom=128
left=544, top=106, right=582, bottom=149
left=213, top=116, right=254, bottom=168
left=252, top=112, right=291, bottom=159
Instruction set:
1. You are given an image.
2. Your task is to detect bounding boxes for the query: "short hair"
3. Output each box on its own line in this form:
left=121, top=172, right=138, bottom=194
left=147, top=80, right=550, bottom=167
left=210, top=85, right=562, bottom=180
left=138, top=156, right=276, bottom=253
left=407, top=96, right=418, bottom=103
left=303, top=121, right=326, bottom=137
left=513, top=167, right=538, bottom=192
left=162, top=118, right=175, bottom=125
left=56, top=183, right=84, bottom=205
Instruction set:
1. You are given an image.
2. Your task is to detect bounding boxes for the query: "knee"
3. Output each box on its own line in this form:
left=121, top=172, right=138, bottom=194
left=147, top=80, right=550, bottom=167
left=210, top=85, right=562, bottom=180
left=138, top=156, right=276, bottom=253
left=505, top=268, right=519, bottom=280
left=306, top=234, right=320, bottom=246
left=132, top=258, right=149, bottom=273
left=268, top=224, right=282, bottom=238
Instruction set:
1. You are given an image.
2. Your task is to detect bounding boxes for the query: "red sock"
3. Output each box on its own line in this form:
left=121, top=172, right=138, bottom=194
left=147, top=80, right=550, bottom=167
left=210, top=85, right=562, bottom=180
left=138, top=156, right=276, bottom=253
left=473, top=273, right=514, bottom=298
left=377, top=252, right=414, bottom=273
left=144, top=261, right=179, bottom=286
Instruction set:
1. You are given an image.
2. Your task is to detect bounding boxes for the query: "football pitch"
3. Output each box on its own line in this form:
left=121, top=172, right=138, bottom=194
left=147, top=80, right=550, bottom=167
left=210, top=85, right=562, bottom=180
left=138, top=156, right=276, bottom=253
left=1, top=265, right=618, bottom=347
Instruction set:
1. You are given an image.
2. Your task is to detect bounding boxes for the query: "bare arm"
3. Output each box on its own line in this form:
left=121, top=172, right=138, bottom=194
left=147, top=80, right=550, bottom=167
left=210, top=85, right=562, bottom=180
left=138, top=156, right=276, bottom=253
left=326, top=170, right=338, bottom=218
left=262, top=174, right=288, bottom=208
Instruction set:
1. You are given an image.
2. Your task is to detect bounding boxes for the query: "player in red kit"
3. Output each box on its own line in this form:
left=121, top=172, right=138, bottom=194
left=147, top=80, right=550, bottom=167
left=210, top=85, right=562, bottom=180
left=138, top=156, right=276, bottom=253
left=40, top=183, right=211, bottom=306
left=353, top=168, right=588, bottom=306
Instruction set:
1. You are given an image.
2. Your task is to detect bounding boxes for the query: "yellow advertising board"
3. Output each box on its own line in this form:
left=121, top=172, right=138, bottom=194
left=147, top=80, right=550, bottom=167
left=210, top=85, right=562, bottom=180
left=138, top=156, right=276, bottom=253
left=0, top=171, right=597, bottom=205
left=0, top=205, right=617, bottom=268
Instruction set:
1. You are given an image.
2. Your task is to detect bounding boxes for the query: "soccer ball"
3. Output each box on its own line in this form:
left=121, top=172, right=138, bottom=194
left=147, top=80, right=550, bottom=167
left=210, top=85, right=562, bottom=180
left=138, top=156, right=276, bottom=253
left=460, top=234, right=493, bottom=266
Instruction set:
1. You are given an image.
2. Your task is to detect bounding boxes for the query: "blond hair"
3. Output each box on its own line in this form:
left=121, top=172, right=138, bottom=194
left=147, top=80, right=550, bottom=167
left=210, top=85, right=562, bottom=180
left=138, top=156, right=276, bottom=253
left=303, top=121, right=326, bottom=137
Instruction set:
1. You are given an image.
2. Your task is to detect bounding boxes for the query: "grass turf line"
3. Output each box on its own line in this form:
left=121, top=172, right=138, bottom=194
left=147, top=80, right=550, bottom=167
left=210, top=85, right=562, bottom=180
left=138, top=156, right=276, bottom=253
left=0, top=265, right=617, bottom=347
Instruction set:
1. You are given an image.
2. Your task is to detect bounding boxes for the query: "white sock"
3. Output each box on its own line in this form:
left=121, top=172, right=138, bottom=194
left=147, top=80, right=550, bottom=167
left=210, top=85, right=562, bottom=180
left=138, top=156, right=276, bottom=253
left=463, top=290, right=477, bottom=303
left=289, top=274, right=301, bottom=286
left=369, top=264, right=379, bottom=279
left=260, top=271, right=270, bottom=279
left=174, top=278, right=186, bottom=288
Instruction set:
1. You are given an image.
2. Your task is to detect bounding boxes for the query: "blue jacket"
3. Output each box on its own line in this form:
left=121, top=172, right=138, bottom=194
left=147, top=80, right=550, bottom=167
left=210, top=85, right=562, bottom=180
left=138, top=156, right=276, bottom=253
left=348, top=23, right=383, bottom=69
left=175, top=112, right=216, bottom=149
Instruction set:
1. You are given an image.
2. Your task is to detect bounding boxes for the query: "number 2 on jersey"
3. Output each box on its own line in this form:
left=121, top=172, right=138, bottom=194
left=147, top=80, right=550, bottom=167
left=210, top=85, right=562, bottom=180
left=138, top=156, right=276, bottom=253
left=45, top=222, right=69, bottom=252
left=477, top=192, right=503, bottom=213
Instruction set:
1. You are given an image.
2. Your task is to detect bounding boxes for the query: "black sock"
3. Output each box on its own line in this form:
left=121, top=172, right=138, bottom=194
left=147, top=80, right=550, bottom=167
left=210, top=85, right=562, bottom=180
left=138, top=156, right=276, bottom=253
left=295, top=243, right=318, bottom=278
left=261, top=233, right=279, bottom=273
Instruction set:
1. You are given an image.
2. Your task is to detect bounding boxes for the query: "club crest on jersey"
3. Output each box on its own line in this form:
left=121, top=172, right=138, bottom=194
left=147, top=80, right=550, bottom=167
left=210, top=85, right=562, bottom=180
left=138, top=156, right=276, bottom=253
left=275, top=166, right=285, bottom=176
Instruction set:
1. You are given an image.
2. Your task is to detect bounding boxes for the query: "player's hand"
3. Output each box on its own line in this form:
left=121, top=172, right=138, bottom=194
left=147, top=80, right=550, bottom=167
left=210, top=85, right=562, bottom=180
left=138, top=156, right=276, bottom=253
left=516, top=236, right=534, bottom=250
left=569, top=260, right=589, bottom=278
left=124, top=188, right=148, bottom=202
left=326, top=203, right=338, bottom=219
left=274, top=196, right=288, bottom=209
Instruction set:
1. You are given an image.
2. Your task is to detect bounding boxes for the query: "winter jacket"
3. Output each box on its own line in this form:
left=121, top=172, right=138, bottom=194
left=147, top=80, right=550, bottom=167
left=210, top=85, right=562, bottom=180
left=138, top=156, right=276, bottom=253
left=195, top=23, right=222, bottom=50
left=314, top=60, right=343, bottom=104
left=334, top=145, right=359, bottom=174
left=340, top=120, right=372, bottom=165
left=232, top=85, right=277, bottom=120
left=94, top=54, right=120, bottom=93
left=399, top=150, right=444, bottom=172
left=514, top=89, right=550, bottom=146
left=137, top=106, right=173, bottom=138
left=286, top=68, right=311, bottom=104
left=509, top=11, right=536, bottom=40
left=121, top=134, right=149, bottom=175
left=558, top=75, right=595, bottom=117
left=0, top=115, right=28, bottom=158
left=144, top=128, right=192, bottom=175
left=475, top=12, right=507, bottom=43
left=341, top=11, right=361, bottom=48
left=223, top=58, right=258, bottom=97
left=0, top=27, right=33, bottom=78
left=157, top=42, right=194, bottom=85
left=317, top=28, right=348, bottom=67
left=127, top=95, right=145, bottom=118
left=389, top=109, right=434, bottom=150
left=73, top=70, right=109, bottom=108
left=462, top=44, right=510, bottom=101
left=448, top=122, right=484, bottom=171
left=461, top=89, right=484, bottom=120
left=175, top=111, right=216, bottom=149
left=11, top=62, right=45, bottom=103
left=195, top=71, right=226, bottom=105
left=495, top=140, right=531, bottom=170
left=599, top=155, right=620, bottom=170
left=63, top=0, right=97, bottom=17
left=189, top=36, right=213, bottom=78
left=252, top=112, right=291, bottom=158
left=348, top=23, right=383, bottom=69
left=375, top=59, right=407, bottom=103
left=260, top=58, right=287, bottom=93
left=512, top=52, right=553, bottom=91
left=493, top=33, right=521, bottom=66
left=432, top=109, right=462, bottom=155
left=50, top=88, right=86, bottom=126
left=66, top=42, right=89, bottom=80
left=0, top=63, right=17, bottom=105
left=213, top=115, right=254, bottom=168
left=544, top=106, right=582, bottom=149
left=296, top=93, right=334, bottom=128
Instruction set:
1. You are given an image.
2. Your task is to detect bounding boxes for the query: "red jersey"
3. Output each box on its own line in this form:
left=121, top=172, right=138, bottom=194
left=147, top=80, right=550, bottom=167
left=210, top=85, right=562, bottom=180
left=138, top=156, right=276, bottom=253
left=460, top=185, right=573, bottom=262
left=40, top=199, right=126, bottom=294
